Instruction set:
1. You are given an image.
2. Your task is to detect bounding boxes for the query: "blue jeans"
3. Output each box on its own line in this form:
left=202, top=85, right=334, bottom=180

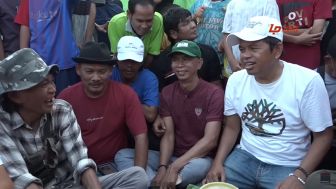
left=114, top=148, right=212, bottom=188
left=224, top=147, right=296, bottom=189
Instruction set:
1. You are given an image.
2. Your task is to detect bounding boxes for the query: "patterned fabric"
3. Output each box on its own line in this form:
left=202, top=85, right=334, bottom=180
left=0, top=99, right=96, bottom=188
left=0, top=48, right=59, bottom=96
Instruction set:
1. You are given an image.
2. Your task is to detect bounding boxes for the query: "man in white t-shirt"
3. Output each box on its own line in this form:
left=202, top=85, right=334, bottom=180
left=204, top=16, right=333, bottom=189
left=0, top=157, right=13, bottom=189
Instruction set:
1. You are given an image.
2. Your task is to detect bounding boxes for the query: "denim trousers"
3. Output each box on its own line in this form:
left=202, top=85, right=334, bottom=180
left=224, top=147, right=297, bottom=189
left=114, top=148, right=213, bottom=188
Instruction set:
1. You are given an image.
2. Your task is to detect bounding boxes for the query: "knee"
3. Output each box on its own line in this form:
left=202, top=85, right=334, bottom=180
left=114, top=148, right=134, bottom=161
left=128, top=166, right=148, bottom=188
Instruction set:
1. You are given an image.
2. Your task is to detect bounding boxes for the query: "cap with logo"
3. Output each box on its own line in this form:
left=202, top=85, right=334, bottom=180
left=169, top=40, right=202, bottom=58
left=117, top=36, right=144, bottom=63
left=227, top=16, right=283, bottom=47
left=73, top=41, right=115, bottom=64
left=0, top=48, right=59, bottom=95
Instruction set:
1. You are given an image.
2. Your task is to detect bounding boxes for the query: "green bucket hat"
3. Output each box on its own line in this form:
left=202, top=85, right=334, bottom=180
left=0, top=48, right=59, bottom=95
left=169, top=40, right=202, bottom=58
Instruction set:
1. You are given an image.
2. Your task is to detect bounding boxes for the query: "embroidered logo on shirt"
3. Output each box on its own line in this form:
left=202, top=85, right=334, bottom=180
left=195, top=108, right=202, bottom=116
left=86, top=117, right=104, bottom=122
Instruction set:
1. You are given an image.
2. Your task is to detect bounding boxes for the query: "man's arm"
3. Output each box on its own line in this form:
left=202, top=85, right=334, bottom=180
left=151, top=116, right=175, bottom=187
left=19, top=25, right=30, bottom=48
left=283, top=19, right=325, bottom=46
left=277, top=127, right=333, bottom=189
left=0, top=165, right=14, bottom=189
left=143, top=105, right=158, bottom=123
left=81, top=168, right=101, bottom=189
left=204, top=115, right=241, bottom=183
left=134, top=133, right=148, bottom=169
left=219, top=33, right=241, bottom=72
left=0, top=36, right=5, bottom=60
left=84, top=3, right=96, bottom=45
left=169, top=121, right=222, bottom=172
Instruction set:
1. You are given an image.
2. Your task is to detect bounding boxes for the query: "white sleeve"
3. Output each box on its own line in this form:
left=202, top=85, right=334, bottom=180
left=224, top=74, right=238, bottom=116
left=222, top=2, right=233, bottom=33
left=300, top=75, right=333, bottom=132
left=0, top=156, right=2, bottom=165
left=264, top=0, right=280, bottom=21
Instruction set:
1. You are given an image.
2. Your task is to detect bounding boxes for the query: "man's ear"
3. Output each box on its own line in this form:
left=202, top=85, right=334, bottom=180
left=324, top=54, right=333, bottom=65
left=168, top=30, right=178, bottom=41
left=197, top=58, right=203, bottom=70
left=75, top=64, right=81, bottom=76
left=127, top=10, right=131, bottom=18
left=273, top=42, right=283, bottom=59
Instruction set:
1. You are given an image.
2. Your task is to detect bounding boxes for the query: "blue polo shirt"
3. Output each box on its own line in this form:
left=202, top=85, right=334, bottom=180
left=111, top=67, right=159, bottom=107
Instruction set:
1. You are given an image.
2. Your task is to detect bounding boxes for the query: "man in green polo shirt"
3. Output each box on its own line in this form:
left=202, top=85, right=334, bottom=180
left=108, top=0, right=164, bottom=67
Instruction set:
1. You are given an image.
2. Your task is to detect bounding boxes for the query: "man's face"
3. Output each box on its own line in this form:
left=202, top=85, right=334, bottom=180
left=117, top=60, right=142, bottom=83
left=128, top=4, right=154, bottom=36
left=239, top=40, right=281, bottom=77
left=76, top=64, right=112, bottom=98
left=175, top=16, right=197, bottom=41
left=14, top=74, right=56, bottom=116
left=171, top=53, right=202, bottom=81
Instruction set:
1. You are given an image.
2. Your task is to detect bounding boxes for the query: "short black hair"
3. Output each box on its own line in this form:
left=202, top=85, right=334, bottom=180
left=163, top=6, right=192, bottom=43
left=327, top=34, right=336, bottom=59
left=128, top=0, right=155, bottom=14
left=261, top=36, right=282, bottom=51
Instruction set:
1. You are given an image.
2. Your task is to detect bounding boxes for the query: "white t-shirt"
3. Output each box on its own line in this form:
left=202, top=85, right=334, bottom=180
left=0, top=156, right=3, bottom=165
left=225, top=61, right=333, bottom=166
left=222, top=0, right=280, bottom=67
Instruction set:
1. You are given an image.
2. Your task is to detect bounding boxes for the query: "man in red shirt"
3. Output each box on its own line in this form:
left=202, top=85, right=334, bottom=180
left=58, top=42, right=148, bottom=175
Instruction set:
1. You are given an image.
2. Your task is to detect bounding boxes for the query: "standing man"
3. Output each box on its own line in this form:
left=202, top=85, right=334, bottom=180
left=151, top=40, right=224, bottom=188
left=276, top=0, right=332, bottom=69
left=0, top=0, right=20, bottom=59
left=108, top=0, right=164, bottom=67
left=15, top=0, right=96, bottom=93
left=58, top=42, right=148, bottom=176
left=0, top=48, right=148, bottom=189
left=204, top=16, right=333, bottom=189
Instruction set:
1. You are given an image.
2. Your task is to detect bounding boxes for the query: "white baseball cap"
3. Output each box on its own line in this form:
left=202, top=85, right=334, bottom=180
left=117, top=36, right=144, bottom=63
left=227, top=16, right=283, bottom=47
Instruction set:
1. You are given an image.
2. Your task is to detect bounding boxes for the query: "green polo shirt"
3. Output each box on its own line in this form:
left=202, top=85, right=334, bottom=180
left=173, top=0, right=196, bottom=9
left=108, top=12, right=164, bottom=56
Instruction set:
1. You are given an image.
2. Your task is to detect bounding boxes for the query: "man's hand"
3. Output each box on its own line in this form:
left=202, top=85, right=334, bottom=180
left=230, top=59, right=242, bottom=72
left=276, top=174, right=305, bottom=189
left=294, top=28, right=322, bottom=46
left=95, top=22, right=108, bottom=33
left=194, top=6, right=206, bottom=20
left=153, top=116, right=166, bottom=137
left=203, top=164, right=225, bottom=184
left=151, top=166, right=167, bottom=187
left=160, top=165, right=179, bottom=189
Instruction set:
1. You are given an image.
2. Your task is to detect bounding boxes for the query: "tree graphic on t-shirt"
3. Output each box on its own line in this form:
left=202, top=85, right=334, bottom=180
left=241, top=99, right=286, bottom=137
